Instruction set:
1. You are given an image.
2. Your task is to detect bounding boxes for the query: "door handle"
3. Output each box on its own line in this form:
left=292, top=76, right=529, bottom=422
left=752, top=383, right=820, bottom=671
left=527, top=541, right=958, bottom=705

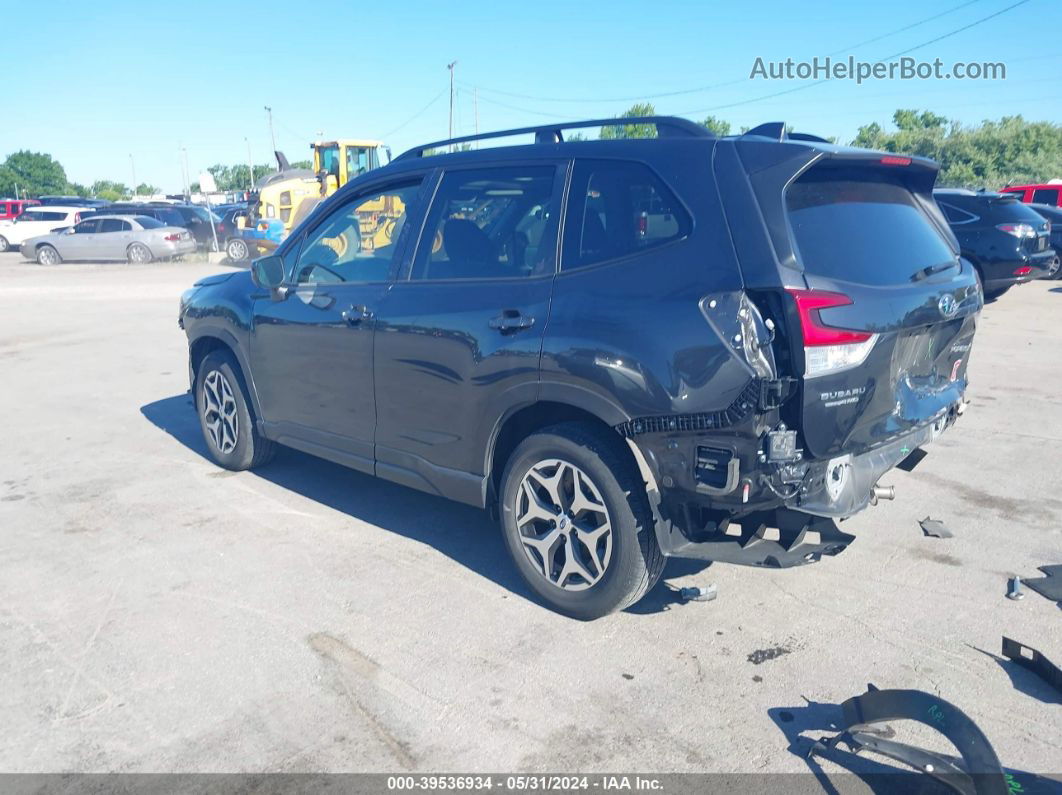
left=342, top=305, right=373, bottom=327
left=488, top=309, right=535, bottom=333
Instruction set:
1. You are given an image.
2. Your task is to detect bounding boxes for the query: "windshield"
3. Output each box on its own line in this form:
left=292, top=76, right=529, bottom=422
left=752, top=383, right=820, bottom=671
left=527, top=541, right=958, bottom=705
left=787, top=170, right=955, bottom=286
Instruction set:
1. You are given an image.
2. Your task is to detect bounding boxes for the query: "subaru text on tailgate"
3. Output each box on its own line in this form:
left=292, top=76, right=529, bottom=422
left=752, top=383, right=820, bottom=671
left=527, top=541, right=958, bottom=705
left=178, top=117, right=980, bottom=619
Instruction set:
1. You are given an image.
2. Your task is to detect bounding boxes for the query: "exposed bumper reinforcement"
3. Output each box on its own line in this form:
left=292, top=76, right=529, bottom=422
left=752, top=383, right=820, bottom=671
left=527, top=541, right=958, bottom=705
left=654, top=507, right=855, bottom=568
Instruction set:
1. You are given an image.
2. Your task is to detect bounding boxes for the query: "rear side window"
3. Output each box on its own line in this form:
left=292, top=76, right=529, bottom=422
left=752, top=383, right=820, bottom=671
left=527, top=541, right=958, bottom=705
left=937, top=201, right=977, bottom=225
left=157, top=209, right=185, bottom=226
left=562, top=159, right=690, bottom=271
left=1031, top=188, right=1059, bottom=205
left=786, top=170, right=955, bottom=286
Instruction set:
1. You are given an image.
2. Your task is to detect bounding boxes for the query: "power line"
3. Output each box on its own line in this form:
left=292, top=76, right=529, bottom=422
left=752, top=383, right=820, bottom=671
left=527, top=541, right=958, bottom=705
left=380, top=90, right=446, bottom=139
left=458, top=0, right=992, bottom=105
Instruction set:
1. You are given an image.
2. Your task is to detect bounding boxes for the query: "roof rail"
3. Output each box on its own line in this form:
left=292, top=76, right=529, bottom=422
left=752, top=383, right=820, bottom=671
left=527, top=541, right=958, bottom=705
left=742, top=122, right=830, bottom=144
left=396, top=116, right=712, bottom=160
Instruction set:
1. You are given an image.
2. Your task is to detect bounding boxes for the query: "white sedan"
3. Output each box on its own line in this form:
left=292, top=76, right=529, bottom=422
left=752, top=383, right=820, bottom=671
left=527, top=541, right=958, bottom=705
left=20, top=214, right=197, bottom=264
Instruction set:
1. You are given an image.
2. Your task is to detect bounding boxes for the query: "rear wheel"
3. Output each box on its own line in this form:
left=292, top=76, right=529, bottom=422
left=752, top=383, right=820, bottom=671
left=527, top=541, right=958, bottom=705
left=195, top=350, right=276, bottom=470
left=36, top=245, right=61, bottom=265
left=499, top=422, right=664, bottom=620
left=127, top=243, right=153, bottom=264
left=226, top=237, right=249, bottom=262
left=0, top=235, right=9, bottom=252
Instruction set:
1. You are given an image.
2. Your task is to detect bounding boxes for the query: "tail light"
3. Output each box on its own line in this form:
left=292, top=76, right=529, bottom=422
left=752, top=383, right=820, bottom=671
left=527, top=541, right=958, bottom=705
left=164, top=233, right=182, bottom=241
left=880, top=155, right=911, bottom=166
left=1013, top=265, right=1033, bottom=276
left=217, top=223, right=226, bottom=234
left=787, top=289, right=878, bottom=378
left=996, top=222, right=1037, bottom=239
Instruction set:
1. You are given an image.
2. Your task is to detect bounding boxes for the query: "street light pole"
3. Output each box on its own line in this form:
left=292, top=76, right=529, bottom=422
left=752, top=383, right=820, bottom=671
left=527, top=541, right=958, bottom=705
left=447, top=61, right=457, bottom=151
left=264, top=106, right=277, bottom=156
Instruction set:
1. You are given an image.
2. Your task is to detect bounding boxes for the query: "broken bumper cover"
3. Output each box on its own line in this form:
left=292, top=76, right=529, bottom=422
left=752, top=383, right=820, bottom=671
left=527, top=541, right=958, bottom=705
left=788, top=406, right=959, bottom=519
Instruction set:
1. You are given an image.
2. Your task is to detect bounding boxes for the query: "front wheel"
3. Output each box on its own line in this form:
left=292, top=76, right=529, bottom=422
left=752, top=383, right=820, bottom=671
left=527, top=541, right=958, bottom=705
left=36, top=245, right=61, bottom=265
left=127, top=243, right=153, bottom=264
left=499, top=422, right=664, bottom=620
left=0, top=235, right=9, bottom=252
left=226, top=237, right=249, bottom=262
left=195, top=350, right=276, bottom=470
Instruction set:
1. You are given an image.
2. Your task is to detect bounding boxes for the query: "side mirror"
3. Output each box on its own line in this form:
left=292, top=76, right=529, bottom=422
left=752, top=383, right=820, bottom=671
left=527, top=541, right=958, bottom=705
left=251, top=254, right=287, bottom=299
left=64, top=227, right=76, bottom=235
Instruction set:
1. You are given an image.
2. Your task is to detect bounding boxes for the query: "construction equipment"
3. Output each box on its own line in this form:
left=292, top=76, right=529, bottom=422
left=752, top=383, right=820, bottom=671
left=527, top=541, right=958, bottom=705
left=240, top=139, right=393, bottom=255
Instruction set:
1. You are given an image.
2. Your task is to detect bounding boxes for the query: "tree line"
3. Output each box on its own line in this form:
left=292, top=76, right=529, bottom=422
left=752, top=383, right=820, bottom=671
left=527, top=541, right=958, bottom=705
left=3, top=107, right=1060, bottom=199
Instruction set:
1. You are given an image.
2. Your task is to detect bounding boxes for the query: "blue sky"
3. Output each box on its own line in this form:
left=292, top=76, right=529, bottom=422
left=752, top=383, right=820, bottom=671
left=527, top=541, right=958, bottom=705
left=3, top=0, right=1059, bottom=191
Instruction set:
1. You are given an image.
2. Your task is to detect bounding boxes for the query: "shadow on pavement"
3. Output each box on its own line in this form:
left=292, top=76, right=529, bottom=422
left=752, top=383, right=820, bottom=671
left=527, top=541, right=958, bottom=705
left=141, top=393, right=535, bottom=605
left=968, top=644, right=1062, bottom=706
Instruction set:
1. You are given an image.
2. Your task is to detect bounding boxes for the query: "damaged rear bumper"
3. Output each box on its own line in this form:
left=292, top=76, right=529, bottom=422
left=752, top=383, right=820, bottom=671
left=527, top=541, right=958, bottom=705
left=786, top=405, right=959, bottom=518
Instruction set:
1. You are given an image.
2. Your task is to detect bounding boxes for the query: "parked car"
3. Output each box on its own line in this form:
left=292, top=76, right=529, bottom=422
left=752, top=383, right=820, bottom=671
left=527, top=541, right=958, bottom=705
left=20, top=214, right=195, bottom=265
left=36, top=196, right=112, bottom=208
left=1028, top=203, right=1062, bottom=279
left=999, top=183, right=1062, bottom=208
left=0, top=198, right=40, bottom=222
left=0, top=206, right=87, bottom=252
left=934, top=189, right=1055, bottom=299
left=85, top=203, right=221, bottom=251
left=180, top=117, right=980, bottom=619
left=215, top=206, right=284, bottom=261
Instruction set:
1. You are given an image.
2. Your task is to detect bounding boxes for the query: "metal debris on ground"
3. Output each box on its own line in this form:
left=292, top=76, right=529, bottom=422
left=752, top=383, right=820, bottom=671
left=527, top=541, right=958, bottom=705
left=679, top=585, right=718, bottom=603
left=809, top=685, right=1062, bottom=795
left=1006, top=576, right=1025, bottom=601
left=1002, top=637, right=1062, bottom=695
left=1022, top=564, right=1062, bottom=604
left=919, top=516, right=954, bottom=538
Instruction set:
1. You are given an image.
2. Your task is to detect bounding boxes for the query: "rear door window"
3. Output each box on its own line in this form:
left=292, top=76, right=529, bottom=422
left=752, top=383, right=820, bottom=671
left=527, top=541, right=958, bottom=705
left=786, top=170, right=955, bottom=286
left=98, top=218, right=129, bottom=233
left=411, top=165, right=560, bottom=280
left=562, top=159, right=691, bottom=270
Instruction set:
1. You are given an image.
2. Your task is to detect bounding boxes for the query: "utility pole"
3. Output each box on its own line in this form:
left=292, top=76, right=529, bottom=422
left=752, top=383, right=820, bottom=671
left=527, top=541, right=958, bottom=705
left=245, top=137, right=255, bottom=190
left=181, top=147, right=191, bottom=198
left=178, top=145, right=187, bottom=198
left=474, top=87, right=479, bottom=148
left=264, top=106, right=277, bottom=156
left=447, top=61, right=457, bottom=151
left=129, top=154, right=137, bottom=198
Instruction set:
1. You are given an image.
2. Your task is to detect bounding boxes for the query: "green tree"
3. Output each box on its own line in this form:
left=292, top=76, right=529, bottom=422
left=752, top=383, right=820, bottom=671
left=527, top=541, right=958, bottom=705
left=90, top=180, right=129, bottom=202
left=701, top=116, right=731, bottom=136
left=0, top=150, right=69, bottom=197
left=599, top=103, right=657, bottom=139
left=67, top=182, right=90, bottom=198
left=134, top=183, right=159, bottom=196
left=852, top=110, right=1062, bottom=188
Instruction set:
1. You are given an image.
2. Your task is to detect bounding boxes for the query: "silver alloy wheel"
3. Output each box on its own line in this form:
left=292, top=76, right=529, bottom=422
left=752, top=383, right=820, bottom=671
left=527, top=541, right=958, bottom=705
left=0, top=236, right=8, bottom=252
left=227, top=238, right=248, bottom=260
left=515, top=458, right=613, bottom=591
left=128, top=244, right=150, bottom=263
left=37, top=246, right=58, bottom=265
left=202, top=369, right=239, bottom=454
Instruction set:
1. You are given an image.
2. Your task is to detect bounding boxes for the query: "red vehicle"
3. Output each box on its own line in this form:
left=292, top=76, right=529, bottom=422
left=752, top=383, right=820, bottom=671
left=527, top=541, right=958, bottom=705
left=1000, top=183, right=1062, bottom=207
left=0, top=198, right=40, bottom=222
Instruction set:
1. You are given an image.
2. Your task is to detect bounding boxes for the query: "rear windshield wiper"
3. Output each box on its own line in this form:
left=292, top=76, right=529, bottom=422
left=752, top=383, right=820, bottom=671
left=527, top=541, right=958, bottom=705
left=910, top=261, right=958, bottom=281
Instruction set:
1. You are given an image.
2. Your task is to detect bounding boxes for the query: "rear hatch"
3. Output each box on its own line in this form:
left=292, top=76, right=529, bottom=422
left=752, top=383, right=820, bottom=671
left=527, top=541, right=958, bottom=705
left=784, top=163, right=980, bottom=458
left=721, top=139, right=981, bottom=461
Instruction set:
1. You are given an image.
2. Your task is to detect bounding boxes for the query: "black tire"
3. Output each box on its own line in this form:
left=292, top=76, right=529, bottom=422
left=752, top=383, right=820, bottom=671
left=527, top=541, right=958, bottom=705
left=499, top=422, right=665, bottom=620
left=195, top=350, right=276, bottom=470
left=127, top=242, right=153, bottom=264
left=0, top=235, right=9, bottom=252
left=226, top=237, right=249, bottom=262
left=983, top=286, right=1008, bottom=302
left=36, top=244, right=61, bottom=265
